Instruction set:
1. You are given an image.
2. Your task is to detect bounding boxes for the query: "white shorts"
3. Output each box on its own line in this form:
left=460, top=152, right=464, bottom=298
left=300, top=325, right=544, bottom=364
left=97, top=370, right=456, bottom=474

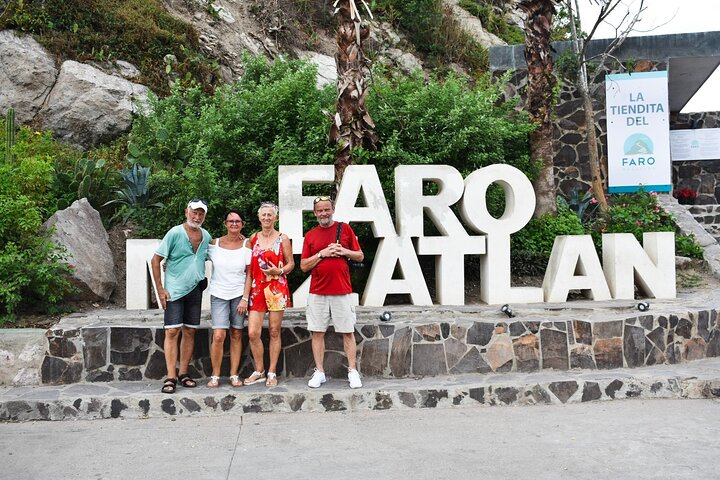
left=306, top=294, right=356, bottom=333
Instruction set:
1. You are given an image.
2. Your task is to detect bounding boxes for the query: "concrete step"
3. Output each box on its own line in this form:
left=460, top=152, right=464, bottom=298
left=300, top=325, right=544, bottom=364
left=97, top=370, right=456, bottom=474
left=2, top=357, right=719, bottom=422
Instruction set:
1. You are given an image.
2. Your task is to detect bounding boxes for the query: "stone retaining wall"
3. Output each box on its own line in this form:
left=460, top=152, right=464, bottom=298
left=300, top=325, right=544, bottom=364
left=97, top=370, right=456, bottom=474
left=687, top=204, right=720, bottom=243
left=40, top=307, right=720, bottom=385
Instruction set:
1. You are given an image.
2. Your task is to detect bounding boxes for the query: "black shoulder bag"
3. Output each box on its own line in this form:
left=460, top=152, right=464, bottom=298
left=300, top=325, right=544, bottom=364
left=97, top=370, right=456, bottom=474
left=336, top=222, right=364, bottom=269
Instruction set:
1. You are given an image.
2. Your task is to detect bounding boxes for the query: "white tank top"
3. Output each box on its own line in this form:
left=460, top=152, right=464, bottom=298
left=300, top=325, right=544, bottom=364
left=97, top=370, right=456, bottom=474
left=207, top=238, right=252, bottom=300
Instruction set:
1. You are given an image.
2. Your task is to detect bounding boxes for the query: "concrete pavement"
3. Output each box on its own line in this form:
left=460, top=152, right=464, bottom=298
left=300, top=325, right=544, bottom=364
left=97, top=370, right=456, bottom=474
left=1, top=398, right=719, bottom=480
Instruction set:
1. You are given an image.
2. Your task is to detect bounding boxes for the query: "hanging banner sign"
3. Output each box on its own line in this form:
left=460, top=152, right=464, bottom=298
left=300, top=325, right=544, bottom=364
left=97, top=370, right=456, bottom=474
left=605, top=71, right=671, bottom=193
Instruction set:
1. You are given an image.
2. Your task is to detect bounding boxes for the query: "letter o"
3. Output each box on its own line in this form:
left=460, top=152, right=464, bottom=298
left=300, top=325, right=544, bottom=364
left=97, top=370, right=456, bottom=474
left=460, top=164, right=536, bottom=235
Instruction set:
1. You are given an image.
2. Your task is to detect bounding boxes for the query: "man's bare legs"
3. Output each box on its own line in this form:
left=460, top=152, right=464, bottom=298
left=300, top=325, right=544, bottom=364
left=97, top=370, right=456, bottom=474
left=311, top=331, right=357, bottom=371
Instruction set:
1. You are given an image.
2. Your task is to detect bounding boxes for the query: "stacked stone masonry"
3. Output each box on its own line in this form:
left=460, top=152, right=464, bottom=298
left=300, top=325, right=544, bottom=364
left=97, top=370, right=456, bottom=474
left=41, top=309, right=720, bottom=386
left=3, top=367, right=720, bottom=421
left=685, top=204, right=720, bottom=243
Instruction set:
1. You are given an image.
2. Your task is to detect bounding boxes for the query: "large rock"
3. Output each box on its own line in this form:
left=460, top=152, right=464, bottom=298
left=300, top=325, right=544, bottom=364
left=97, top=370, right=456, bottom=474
left=0, top=329, right=46, bottom=386
left=36, top=60, right=149, bottom=148
left=444, top=0, right=506, bottom=49
left=304, top=52, right=337, bottom=89
left=42, top=199, right=117, bottom=301
left=0, top=30, right=58, bottom=124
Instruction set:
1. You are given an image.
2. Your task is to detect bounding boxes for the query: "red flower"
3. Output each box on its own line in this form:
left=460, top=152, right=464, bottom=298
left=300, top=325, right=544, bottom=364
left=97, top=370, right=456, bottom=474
left=674, top=188, right=697, bottom=199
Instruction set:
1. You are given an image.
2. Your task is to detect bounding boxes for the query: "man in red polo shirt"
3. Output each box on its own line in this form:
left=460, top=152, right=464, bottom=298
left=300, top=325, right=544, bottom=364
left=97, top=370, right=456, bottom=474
left=300, top=196, right=364, bottom=389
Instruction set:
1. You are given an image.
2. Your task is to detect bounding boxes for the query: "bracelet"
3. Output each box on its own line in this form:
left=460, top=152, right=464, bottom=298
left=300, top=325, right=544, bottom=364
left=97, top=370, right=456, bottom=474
left=318, top=252, right=323, bottom=260
left=240, top=298, right=248, bottom=303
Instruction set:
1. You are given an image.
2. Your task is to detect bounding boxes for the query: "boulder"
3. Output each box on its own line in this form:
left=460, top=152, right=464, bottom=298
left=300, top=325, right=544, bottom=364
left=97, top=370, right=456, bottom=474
left=385, top=48, right=424, bottom=74
left=443, top=0, right=506, bottom=49
left=0, top=30, right=58, bottom=124
left=304, top=52, right=337, bottom=89
left=36, top=60, right=150, bottom=148
left=0, top=329, right=46, bottom=386
left=42, top=199, right=117, bottom=301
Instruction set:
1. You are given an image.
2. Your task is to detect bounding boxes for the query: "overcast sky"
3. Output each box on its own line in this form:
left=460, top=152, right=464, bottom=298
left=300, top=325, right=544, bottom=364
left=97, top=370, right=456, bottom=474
left=575, top=0, right=720, bottom=113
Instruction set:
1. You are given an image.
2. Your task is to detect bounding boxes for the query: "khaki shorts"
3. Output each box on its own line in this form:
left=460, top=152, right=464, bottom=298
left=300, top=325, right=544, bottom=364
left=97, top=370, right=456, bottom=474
left=306, top=294, right=356, bottom=333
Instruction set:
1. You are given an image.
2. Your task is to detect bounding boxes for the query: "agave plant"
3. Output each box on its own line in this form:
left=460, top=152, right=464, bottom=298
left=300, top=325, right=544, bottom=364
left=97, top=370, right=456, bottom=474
left=557, top=188, right=597, bottom=224
left=104, top=163, right=163, bottom=223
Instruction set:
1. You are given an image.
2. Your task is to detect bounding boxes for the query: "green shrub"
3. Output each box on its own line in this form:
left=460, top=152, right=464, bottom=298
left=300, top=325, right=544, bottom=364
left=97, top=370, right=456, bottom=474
left=2, top=121, right=120, bottom=216
left=0, top=239, right=77, bottom=322
left=366, top=68, right=535, bottom=215
left=675, top=233, right=704, bottom=259
left=593, top=191, right=674, bottom=244
left=126, top=56, right=534, bottom=234
left=0, top=123, right=85, bottom=320
left=53, top=157, right=119, bottom=213
left=125, top=56, right=335, bottom=236
left=0, top=168, right=76, bottom=321
left=593, top=190, right=702, bottom=260
left=511, top=204, right=585, bottom=276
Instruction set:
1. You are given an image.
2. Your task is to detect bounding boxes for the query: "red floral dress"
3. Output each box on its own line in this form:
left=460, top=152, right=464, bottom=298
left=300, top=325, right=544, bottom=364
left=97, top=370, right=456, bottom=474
left=247, top=233, right=290, bottom=311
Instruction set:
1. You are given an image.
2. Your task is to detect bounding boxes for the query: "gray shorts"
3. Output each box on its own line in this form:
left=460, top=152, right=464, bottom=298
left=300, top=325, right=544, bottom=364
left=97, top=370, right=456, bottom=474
left=210, top=295, right=246, bottom=329
left=306, top=294, right=356, bottom=333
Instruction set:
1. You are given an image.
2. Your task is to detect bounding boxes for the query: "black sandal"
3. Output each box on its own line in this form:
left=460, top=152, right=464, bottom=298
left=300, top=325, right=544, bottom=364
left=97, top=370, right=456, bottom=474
left=178, top=373, right=197, bottom=388
left=161, top=378, right=177, bottom=394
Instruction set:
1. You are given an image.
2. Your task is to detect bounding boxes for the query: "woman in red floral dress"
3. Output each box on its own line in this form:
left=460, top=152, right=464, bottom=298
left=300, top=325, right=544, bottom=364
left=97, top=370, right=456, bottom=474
left=239, top=201, right=294, bottom=387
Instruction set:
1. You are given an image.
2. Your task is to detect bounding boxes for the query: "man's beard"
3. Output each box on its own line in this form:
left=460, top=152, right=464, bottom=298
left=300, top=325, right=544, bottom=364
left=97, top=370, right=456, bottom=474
left=318, top=217, right=333, bottom=227
left=186, top=219, right=204, bottom=229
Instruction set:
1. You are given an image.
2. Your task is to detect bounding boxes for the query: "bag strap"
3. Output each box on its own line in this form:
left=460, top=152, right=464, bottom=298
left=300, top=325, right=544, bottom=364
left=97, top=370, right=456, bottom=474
left=335, top=222, right=343, bottom=243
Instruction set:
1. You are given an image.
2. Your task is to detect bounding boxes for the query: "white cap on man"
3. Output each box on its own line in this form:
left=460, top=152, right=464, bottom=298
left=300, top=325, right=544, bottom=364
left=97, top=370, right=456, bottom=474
left=187, top=198, right=208, bottom=212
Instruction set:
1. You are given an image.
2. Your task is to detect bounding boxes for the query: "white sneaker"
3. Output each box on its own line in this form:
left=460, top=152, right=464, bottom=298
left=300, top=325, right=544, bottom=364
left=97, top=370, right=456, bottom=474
left=308, top=368, right=326, bottom=388
left=348, top=368, right=362, bottom=389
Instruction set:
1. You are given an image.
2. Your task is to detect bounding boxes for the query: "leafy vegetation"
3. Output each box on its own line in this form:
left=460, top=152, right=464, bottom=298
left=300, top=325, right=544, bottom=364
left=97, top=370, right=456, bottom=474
left=511, top=202, right=585, bottom=275
left=0, top=0, right=218, bottom=95
left=510, top=188, right=705, bottom=277
left=372, top=0, right=489, bottom=73
left=593, top=190, right=704, bottom=259
left=0, top=120, right=124, bottom=322
left=123, top=56, right=534, bottom=239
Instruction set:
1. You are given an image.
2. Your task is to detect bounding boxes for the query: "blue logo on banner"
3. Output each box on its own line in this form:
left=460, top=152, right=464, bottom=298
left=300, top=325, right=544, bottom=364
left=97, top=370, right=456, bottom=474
left=624, top=133, right=654, bottom=155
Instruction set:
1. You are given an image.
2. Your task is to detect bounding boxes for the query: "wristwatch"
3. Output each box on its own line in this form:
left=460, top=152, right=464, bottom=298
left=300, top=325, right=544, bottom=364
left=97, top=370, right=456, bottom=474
left=318, top=252, right=323, bottom=260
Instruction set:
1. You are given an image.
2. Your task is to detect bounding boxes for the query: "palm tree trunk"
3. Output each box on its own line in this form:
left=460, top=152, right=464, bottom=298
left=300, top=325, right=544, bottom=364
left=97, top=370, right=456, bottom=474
left=518, top=0, right=558, bottom=217
left=330, top=0, right=378, bottom=192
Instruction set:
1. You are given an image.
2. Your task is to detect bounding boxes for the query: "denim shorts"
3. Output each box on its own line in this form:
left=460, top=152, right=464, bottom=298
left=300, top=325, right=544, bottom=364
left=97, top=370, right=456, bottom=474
left=210, top=295, right=246, bottom=329
left=164, top=284, right=203, bottom=329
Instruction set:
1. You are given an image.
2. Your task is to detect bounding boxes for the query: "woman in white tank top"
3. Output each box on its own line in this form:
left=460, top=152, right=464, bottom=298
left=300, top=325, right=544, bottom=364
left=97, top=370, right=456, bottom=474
left=206, top=210, right=252, bottom=387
